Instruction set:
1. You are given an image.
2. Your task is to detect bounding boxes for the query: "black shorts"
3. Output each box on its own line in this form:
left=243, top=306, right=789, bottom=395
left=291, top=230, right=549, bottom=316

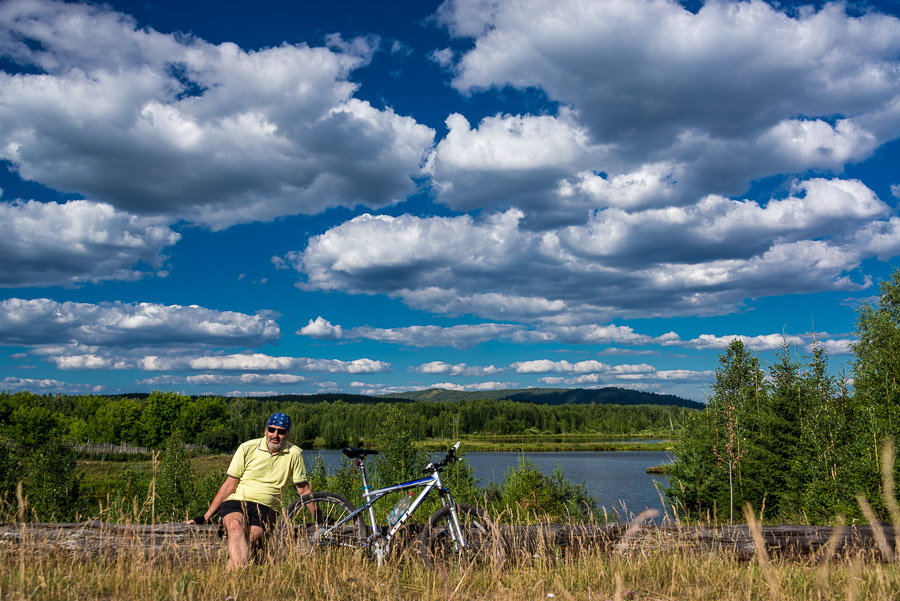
left=218, top=500, right=277, bottom=530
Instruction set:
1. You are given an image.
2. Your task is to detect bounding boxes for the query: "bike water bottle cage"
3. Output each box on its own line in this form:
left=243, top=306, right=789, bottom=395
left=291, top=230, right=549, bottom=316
left=342, top=447, right=379, bottom=459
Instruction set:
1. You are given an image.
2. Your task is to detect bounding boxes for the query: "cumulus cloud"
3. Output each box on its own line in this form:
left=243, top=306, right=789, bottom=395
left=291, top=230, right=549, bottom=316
left=428, top=47, right=455, bottom=68
left=438, top=0, right=900, bottom=196
left=0, top=298, right=280, bottom=347
left=61, top=350, right=391, bottom=375
left=292, top=178, right=898, bottom=319
left=299, top=317, right=343, bottom=340
left=413, top=361, right=501, bottom=376
left=181, top=353, right=390, bottom=373
left=0, top=0, right=435, bottom=229
left=427, top=110, right=601, bottom=221
left=0, top=199, right=180, bottom=287
left=662, top=333, right=807, bottom=352
left=296, top=316, right=854, bottom=356
left=432, top=381, right=517, bottom=391
left=139, top=373, right=309, bottom=386
left=1, top=376, right=103, bottom=393
left=538, top=368, right=714, bottom=386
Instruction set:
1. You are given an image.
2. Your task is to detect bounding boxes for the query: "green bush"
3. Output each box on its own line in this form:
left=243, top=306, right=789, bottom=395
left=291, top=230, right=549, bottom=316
left=155, top=431, right=195, bottom=521
left=486, top=456, right=598, bottom=522
left=196, top=427, right=237, bottom=453
left=0, top=441, right=21, bottom=516
left=23, top=439, right=83, bottom=521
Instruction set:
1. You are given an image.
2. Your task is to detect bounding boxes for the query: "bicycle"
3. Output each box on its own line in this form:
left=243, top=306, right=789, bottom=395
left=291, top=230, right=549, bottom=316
left=284, top=442, right=503, bottom=566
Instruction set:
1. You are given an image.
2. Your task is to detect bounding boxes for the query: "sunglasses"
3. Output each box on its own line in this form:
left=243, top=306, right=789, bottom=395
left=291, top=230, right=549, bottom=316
left=266, top=426, right=288, bottom=436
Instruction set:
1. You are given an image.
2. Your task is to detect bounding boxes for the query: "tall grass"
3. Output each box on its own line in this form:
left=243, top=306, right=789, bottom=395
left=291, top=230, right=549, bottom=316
left=3, top=522, right=900, bottom=600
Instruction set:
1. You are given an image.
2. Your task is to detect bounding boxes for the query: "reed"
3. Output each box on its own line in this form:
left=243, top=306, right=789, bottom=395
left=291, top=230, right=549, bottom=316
left=3, top=522, right=900, bottom=601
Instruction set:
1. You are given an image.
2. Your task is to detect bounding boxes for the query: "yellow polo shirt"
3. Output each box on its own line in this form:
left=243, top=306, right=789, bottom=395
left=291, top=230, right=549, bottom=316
left=226, top=438, right=308, bottom=509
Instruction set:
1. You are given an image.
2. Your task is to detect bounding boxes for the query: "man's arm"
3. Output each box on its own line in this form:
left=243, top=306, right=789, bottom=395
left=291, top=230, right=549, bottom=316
left=295, top=480, right=319, bottom=520
left=186, top=475, right=239, bottom=524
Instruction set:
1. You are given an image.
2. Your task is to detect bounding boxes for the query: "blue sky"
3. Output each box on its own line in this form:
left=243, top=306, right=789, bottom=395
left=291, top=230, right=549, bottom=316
left=2, top=0, right=900, bottom=401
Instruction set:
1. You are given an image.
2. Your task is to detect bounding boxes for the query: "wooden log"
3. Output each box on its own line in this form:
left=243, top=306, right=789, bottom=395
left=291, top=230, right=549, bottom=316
left=1, top=520, right=897, bottom=562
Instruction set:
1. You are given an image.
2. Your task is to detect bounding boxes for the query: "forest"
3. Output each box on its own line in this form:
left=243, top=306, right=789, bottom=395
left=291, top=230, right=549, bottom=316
left=0, top=391, right=684, bottom=452
left=665, top=268, right=900, bottom=524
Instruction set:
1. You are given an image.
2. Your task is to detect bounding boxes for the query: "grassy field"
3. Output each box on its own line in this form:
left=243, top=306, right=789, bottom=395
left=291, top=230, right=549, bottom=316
left=78, top=454, right=232, bottom=501
left=2, top=526, right=899, bottom=600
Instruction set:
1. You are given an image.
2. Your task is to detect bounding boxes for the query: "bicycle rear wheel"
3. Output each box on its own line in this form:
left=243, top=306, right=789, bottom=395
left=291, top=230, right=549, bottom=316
left=285, top=492, right=365, bottom=551
left=419, top=503, right=504, bottom=567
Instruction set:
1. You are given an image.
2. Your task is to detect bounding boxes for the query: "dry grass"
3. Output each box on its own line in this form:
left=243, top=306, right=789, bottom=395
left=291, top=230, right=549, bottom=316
left=2, top=521, right=900, bottom=601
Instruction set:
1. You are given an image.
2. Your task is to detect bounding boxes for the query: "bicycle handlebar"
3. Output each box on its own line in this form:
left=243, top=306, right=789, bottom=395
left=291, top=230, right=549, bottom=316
left=422, top=441, right=462, bottom=473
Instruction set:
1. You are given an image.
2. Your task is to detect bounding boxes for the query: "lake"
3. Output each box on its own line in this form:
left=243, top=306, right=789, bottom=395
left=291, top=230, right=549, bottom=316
left=307, top=449, right=674, bottom=520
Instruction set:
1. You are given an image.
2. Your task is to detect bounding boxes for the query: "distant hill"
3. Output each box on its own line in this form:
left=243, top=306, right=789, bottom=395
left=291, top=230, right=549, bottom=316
left=380, top=387, right=703, bottom=409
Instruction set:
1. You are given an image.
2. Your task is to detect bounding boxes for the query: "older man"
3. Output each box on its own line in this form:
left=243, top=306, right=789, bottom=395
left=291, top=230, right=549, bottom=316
left=188, top=412, right=313, bottom=570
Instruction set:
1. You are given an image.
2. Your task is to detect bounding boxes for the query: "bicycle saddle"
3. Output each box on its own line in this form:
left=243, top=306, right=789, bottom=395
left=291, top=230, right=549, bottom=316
left=342, top=447, right=379, bottom=458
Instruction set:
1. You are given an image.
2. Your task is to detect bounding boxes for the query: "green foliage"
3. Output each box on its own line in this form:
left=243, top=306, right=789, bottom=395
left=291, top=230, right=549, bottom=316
left=23, top=439, right=83, bottom=521
left=485, top=455, right=598, bottom=522
left=189, top=472, right=224, bottom=518
left=155, top=431, right=195, bottom=521
left=10, top=403, right=61, bottom=447
left=0, top=389, right=687, bottom=454
left=196, top=427, right=237, bottom=453
left=667, top=304, right=896, bottom=524
left=140, top=391, right=189, bottom=447
left=369, top=407, right=431, bottom=491
left=88, top=398, right=143, bottom=444
left=0, top=441, right=21, bottom=514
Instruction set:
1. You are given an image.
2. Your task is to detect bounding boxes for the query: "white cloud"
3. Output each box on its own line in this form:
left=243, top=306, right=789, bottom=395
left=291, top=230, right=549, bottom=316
left=0, top=376, right=103, bottom=393
left=0, top=199, right=180, bottom=287
left=663, top=333, right=807, bottom=352
left=413, top=361, right=501, bottom=376
left=293, top=179, right=897, bottom=319
left=440, top=0, right=900, bottom=181
left=0, top=298, right=280, bottom=347
left=299, top=317, right=343, bottom=340
left=295, top=315, right=854, bottom=358
left=174, top=353, right=381, bottom=373
left=432, top=381, right=517, bottom=391
left=538, top=368, right=714, bottom=386
left=428, top=47, right=454, bottom=68
left=427, top=111, right=599, bottom=217
left=815, top=338, right=855, bottom=356
left=141, top=373, right=309, bottom=386
left=0, top=0, right=435, bottom=229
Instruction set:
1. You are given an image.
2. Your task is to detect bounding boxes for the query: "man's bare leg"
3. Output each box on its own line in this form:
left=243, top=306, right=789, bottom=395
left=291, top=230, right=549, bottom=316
left=224, top=512, right=250, bottom=571
left=248, top=525, right=266, bottom=563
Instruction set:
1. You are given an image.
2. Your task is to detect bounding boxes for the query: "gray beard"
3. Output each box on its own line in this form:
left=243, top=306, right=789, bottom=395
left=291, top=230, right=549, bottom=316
left=267, top=439, right=286, bottom=453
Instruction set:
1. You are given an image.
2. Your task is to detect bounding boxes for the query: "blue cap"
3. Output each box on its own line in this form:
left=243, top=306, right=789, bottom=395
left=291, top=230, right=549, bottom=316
left=267, top=412, right=291, bottom=431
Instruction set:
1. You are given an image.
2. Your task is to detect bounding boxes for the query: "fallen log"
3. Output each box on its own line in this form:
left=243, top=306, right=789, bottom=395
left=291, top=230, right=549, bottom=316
left=0, top=520, right=896, bottom=562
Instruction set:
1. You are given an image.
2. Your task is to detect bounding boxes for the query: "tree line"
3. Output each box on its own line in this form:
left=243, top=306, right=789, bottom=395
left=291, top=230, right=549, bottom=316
left=0, top=390, right=686, bottom=453
left=666, top=268, right=900, bottom=524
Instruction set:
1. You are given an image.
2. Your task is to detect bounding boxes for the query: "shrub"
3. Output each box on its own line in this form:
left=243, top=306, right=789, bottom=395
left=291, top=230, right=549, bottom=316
left=486, top=455, right=598, bottom=522
left=0, top=440, right=21, bottom=516
left=155, top=431, right=195, bottom=521
left=23, top=439, right=83, bottom=521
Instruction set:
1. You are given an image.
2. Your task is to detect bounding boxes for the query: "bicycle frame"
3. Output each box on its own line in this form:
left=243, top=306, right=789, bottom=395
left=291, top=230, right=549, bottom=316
left=358, top=461, right=451, bottom=540
left=316, top=444, right=469, bottom=553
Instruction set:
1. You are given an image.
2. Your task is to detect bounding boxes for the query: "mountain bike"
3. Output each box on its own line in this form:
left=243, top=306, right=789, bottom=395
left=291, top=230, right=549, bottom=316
left=284, top=442, right=503, bottom=566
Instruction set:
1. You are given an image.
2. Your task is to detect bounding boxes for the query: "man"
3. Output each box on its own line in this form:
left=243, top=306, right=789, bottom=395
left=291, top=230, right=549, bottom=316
left=187, top=412, right=314, bottom=570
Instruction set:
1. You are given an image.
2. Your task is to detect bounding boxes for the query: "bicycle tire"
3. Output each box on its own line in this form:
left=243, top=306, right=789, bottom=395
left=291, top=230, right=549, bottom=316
left=285, top=492, right=365, bottom=551
left=418, top=503, right=504, bottom=567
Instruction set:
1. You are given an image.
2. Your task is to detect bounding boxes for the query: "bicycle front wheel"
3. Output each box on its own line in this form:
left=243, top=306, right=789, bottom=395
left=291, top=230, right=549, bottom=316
left=419, top=503, right=504, bottom=567
left=285, top=492, right=365, bottom=551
